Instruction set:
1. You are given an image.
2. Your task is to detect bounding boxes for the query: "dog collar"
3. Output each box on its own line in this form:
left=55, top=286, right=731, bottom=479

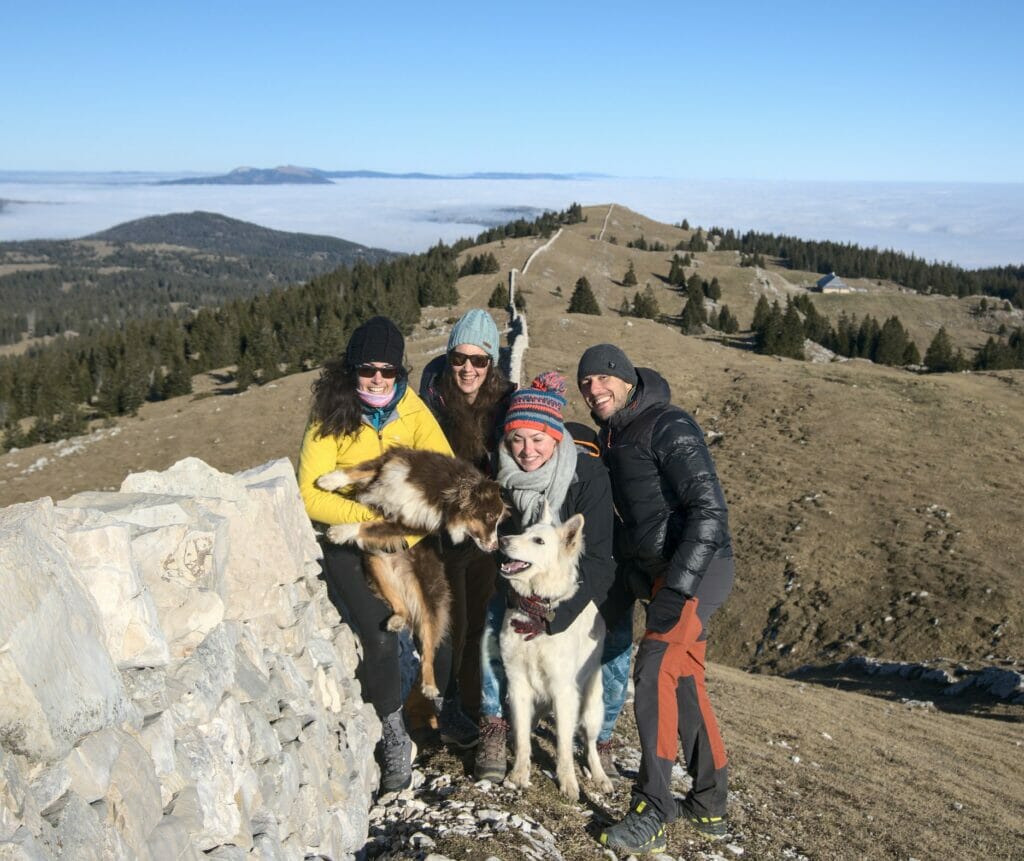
left=528, top=594, right=556, bottom=623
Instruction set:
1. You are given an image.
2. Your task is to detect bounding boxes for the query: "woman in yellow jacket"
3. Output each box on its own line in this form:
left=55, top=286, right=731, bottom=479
left=298, top=316, right=477, bottom=792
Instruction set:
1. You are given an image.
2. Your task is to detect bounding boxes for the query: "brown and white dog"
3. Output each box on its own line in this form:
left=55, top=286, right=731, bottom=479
left=316, top=447, right=506, bottom=698
left=498, top=511, right=612, bottom=799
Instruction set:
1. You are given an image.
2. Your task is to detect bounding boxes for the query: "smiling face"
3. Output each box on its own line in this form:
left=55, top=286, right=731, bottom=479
left=449, top=343, right=491, bottom=402
left=578, top=373, right=633, bottom=421
left=507, top=429, right=558, bottom=473
left=355, top=362, right=397, bottom=397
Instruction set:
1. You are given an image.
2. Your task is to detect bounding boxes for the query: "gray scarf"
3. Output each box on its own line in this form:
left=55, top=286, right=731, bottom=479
left=496, top=433, right=578, bottom=526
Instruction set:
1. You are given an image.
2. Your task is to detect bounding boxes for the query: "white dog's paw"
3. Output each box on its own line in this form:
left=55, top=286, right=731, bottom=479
left=325, top=523, right=361, bottom=545
left=591, top=772, right=614, bottom=794
left=506, top=767, right=531, bottom=790
left=556, top=771, right=580, bottom=800
left=421, top=682, right=439, bottom=699
left=385, top=614, right=407, bottom=632
left=316, top=470, right=351, bottom=492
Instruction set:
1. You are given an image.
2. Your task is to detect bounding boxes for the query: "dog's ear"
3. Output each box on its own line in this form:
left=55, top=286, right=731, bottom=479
left=539, top=500, right=555, bottom=526
left=560, top=513, right=585, bottom=556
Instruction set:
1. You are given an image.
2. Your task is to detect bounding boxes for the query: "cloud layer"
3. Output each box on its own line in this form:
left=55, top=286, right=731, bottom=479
left=1, top=174, right=1020, bottom=269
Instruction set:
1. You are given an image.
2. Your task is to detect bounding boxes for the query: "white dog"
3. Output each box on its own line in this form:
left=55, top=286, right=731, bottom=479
left=498, top=511, right=613, bottom=799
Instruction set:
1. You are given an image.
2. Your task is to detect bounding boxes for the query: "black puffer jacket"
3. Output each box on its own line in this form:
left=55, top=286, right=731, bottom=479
left=599, top=368, right=732, bottom=599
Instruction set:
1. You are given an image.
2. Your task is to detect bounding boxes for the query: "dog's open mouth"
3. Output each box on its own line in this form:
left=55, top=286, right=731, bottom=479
left=499, top=558, right=531, bottom=575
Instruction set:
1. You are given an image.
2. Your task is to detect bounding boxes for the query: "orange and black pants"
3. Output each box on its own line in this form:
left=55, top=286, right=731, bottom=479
left=632, top=555, right=734, bottom=821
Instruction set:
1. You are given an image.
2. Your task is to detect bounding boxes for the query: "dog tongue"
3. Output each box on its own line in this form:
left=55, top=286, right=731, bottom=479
left=501, top=559, right=530, bottom=575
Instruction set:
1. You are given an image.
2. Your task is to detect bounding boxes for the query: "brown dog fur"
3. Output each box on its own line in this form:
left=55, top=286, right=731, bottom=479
left=316, top=447, right=506, bottom=698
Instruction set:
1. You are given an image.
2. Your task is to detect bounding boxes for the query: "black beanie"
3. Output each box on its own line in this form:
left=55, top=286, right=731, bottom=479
left=346, top=316, right=405, bottom=368
left=577, top=343, right=638, bottom=386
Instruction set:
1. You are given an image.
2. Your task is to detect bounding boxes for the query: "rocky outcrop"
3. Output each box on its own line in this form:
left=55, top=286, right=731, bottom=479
left=0, top=457, right=379, bottom=860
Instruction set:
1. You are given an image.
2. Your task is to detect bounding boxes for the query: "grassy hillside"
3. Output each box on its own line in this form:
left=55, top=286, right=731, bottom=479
left=3, top=204, right=1021, bottom=676
left=86, top=210, right=376, bottom=258
left=1, top=204, right=1020, bottom=856
left=0, top=212, right=394, bottom=346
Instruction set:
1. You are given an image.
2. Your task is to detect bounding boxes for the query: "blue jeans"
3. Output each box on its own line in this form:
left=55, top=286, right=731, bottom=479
left=480, top=592, right=633, bottom=743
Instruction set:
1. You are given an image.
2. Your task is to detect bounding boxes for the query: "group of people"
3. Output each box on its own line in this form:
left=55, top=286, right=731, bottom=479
left=297, top=309, right=735, bottom=855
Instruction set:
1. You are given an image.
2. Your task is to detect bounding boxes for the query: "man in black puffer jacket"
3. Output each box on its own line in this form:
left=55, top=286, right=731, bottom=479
left=577, top=344, right=735, bottom=856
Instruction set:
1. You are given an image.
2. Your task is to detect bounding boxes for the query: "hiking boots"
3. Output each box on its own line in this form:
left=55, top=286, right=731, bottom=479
left=677, top=796, right=729, bottom=840
left=433, top=696, right=480, bottom=749
left=599, top=798, right=666, bottom=855
left=378, top=708, right=417, bottom=793
left=473, top=716, right=508, bottom=782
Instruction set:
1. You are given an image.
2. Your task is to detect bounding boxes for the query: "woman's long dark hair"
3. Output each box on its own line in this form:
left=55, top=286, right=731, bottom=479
left=310, top=356, right=408, bottom=439
left=438, top=359, right=513, bottom=465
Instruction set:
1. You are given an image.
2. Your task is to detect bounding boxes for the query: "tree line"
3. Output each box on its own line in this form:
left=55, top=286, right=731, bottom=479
left=0, top=202, right=589, bottom=451
left=0, top=239, right=391, bottom=345
left=0, top=245, right=459, bottom=450
left=708, top=228, right=1024, bottom=308
left=748, top=293, right=1024, bottom=372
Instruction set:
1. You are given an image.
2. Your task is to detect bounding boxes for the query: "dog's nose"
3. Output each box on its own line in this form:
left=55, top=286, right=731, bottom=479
left=499, top=536, right=510, bottom=551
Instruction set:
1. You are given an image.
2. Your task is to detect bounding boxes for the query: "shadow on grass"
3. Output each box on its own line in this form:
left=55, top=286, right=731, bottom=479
left=787, top=663, right=1024, bottom=723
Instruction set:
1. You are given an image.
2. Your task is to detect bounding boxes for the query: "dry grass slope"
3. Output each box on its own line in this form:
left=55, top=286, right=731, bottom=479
left=2, top=204, right=1021, bottom=858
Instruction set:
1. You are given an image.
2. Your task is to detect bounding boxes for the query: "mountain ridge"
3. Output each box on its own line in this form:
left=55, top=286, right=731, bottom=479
left=156, top=165, right=610, bottom=185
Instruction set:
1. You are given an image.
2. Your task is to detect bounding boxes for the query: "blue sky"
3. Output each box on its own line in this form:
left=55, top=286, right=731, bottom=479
left=3, top=1, right=1022, bottom=182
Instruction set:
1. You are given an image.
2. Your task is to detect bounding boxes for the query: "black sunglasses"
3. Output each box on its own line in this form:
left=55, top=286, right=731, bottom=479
left=356, top=363, right=399, bottom=379
left=449, top=351, right=491, bottom=369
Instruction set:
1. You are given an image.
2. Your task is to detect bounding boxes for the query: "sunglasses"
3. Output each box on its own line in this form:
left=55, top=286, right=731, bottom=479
left=356, top=364, right=399, bottom=379
left=449, top=351, right=492, bottom=369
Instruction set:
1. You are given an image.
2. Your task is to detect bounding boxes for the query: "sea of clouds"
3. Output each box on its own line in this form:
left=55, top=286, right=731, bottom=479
left=0, top=172, right=1021, bottom=269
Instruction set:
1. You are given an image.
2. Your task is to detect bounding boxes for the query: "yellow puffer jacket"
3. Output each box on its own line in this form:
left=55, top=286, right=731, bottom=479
left=298, top=386, right=453, bottom=546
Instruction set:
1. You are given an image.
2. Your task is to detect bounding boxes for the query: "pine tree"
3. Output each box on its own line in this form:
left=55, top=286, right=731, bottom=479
left=234, top=355, right=255, bottom=393
left=924, top=327, right=956, bottom=372
left=568, top=277, right=601, bottom=315
left=705, top=277, right=722, bottom=300
left=752, top=295, right=771, bottom=332
left=718, top=305, right=739, bottom=334
left=160, top=353, right=193, bottom=398
left=668, top=255, right=687, bottom=286
left=755, top=302, right=784, bottom=355
left=487, top=284, right=506, bottom=308
left=623, top=261, right=638, bottom=287
left=874, top=316, right=910, bottom=366
left=680, top=299, right=705, bottom=335
left=779, top=299, right=806, bottom=359
left=632, top=286, right=660, bottom=320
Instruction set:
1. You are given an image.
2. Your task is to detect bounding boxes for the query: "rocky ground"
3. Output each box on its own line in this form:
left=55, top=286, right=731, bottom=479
left=362, top=662, right=1023, bottom=860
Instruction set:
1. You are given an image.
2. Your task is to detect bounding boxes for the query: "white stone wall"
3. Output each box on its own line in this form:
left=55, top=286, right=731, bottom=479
left=0, top=457, right=379, bottom=860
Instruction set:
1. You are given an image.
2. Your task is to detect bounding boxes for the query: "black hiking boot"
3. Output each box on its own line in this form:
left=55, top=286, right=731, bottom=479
left=433, top=695, right=480, bottom=750
left=378, top=708, right=416, bottom=793
left=677, top=795, right=728, bottom=840
left=598, top=798, right=667, bottom=855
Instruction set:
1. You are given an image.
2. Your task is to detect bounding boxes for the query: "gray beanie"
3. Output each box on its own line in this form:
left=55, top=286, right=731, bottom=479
left=577, top=344, right=638, bottom=386
left=448, top=309, right=500, bottom=363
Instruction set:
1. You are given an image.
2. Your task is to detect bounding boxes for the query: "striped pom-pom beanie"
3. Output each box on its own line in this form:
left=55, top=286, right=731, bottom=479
left=504, top=371, right=568, bottom=441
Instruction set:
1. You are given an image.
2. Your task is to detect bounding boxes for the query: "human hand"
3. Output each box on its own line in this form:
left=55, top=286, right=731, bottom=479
left=645, top=587, right=687, bottom=634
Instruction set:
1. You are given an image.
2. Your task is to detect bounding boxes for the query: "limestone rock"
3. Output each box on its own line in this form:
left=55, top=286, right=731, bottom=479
left=0, top=499, right=127, bottom=761
left=65, top=727, right=124, bottom=804
left=52, top=509, right=169, bottom=669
